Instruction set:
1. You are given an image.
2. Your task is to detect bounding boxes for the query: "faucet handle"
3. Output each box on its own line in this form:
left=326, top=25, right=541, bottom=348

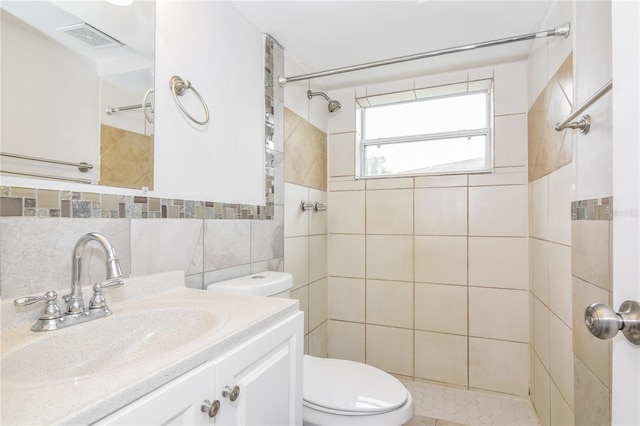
left=89, top=280, right=123, bottom=310
left=14, top=291, right=54, bottom=306
left=14, top=291, right=62, bottom=320
left=99, top=279, right=124, bottom=290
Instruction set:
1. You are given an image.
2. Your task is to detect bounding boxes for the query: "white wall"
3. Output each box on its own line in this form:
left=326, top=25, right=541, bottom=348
left=1, top=13, right=100, bottom=183
left=611, top=2, right=640, bottom=425
left=527, top=1, right=573, bottom=109
left=153, top=1, right=265, bottom=204
left=574, top=1, right=612, bottom=200
left=283, top=52, right=329, bottom=133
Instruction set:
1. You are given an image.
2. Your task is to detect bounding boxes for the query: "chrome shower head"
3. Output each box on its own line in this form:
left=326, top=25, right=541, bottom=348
left=327, top=99, right=342, bottom=113
left=307, top=90, right=341, bottom=113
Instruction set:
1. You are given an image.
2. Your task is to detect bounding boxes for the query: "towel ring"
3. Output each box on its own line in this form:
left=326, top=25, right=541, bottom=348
left=169, top=76, right=210, bottom=125
left=142, top=88, right=155, bottom=124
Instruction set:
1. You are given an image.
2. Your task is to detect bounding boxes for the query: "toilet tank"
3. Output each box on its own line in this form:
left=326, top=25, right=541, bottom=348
left=205, top=271, right=293, bottom=298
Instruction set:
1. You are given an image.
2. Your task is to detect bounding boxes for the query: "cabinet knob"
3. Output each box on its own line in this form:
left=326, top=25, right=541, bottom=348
left=201, top=399, right=220, bottom=418
left=222, top=385, right=240, bottom=402
left=300, top=201, right=314, bottom=212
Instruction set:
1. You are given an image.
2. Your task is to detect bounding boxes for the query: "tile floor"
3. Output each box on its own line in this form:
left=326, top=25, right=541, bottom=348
left=403, top=381, right=540, bottom=426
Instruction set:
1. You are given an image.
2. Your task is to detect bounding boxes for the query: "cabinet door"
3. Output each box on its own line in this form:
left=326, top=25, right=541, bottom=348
left=214, top=312, right=303, bottom=426
left=96, top=361, right=217, bottom=426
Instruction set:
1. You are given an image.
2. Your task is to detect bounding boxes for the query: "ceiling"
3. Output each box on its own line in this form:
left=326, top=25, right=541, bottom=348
left=231, top=1, right=555, bottom=89
left=1, top=0, right=153, bottom=74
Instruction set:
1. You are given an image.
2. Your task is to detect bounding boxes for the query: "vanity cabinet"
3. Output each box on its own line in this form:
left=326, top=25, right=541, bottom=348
left=97, top=312, right=303, bottom=425
left=96, top=360, right=217, bottom=425
left=214, top=311, right=302, bottom=425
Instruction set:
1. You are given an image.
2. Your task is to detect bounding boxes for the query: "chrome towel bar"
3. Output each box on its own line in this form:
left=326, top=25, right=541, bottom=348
left=0, top=169, right=92, bottom=184
left=0, top=152, right=93, bottom=172
left=555, top=80, right=613, bottom=134
left=105, top=88, right=155, bottom=124
left=105, top=103, right=152, bottom=115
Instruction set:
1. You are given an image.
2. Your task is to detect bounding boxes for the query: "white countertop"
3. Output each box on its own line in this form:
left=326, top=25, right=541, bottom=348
left=0, top=271, right=299, bottom=425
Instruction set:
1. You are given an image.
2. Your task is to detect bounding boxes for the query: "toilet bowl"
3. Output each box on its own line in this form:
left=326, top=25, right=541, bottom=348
left=303, top=355, right=414, bottom=426
left=206, top=272, right=414, bottom=426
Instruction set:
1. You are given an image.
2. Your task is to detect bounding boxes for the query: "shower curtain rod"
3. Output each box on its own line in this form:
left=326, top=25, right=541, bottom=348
left=278, top=22, right=571, bottom=86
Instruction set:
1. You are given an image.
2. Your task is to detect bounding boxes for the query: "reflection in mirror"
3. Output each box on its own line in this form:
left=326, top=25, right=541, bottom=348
left=100, top=70, right=154, bottom=189
left=0, top=0, right=154, bottom=190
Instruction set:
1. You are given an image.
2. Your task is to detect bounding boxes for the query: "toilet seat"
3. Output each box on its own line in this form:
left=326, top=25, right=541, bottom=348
left=303, top=355, right=408, bottom=416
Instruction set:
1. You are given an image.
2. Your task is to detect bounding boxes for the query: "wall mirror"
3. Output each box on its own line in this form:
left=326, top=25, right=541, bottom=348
left=0, top=0, right=155, bottom=190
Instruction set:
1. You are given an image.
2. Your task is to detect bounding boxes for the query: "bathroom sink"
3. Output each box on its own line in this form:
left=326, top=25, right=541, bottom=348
left=1, top=303, right=226, bottom=385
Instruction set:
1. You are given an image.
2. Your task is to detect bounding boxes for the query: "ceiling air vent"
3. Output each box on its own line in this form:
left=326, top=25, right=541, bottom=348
left=57, top=23, right=123, bottom=49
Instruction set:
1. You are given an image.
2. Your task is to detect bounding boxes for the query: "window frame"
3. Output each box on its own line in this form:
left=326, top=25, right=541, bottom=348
left=357, top=85, right=494, bottom=179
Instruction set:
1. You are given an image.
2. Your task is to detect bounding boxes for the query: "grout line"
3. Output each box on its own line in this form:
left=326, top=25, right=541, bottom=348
left=412, top=176, right=418, bottom=380
left=363, top=185, right=368, bottom=366
left=466, top=179, right=471, bottom=390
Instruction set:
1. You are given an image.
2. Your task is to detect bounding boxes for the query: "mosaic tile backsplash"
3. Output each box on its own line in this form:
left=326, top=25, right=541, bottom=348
left=572, top=196, right=613, bottom=220
left=0, top=186, right=272, bottom=220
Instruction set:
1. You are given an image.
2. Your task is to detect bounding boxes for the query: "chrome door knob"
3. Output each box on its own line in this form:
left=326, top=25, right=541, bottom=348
left=584, top=300, right=640, bottom=345
left=585, top=303, right=620, bottom=339
left=201, top=399, right=220, bottom=418
left=222, top=385, right=240, bottom=401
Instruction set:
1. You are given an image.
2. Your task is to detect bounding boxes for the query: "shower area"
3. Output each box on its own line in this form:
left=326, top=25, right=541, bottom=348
left=280, top=0, right=632, bottom=424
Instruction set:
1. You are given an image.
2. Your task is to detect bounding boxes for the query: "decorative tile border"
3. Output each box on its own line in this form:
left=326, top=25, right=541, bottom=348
left=571, top=197, right=613, bottom=220
left=0, top=186, right=272, bottom=219
left=0, top=36, right=283, bottom=220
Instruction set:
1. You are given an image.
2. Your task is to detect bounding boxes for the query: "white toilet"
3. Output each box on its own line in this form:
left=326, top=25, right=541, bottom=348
left=206, top=271, right=414, bottom=426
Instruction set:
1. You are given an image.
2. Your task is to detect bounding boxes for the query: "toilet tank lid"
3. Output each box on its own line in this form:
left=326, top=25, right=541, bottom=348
left=205, top=271, right=293, bottom=296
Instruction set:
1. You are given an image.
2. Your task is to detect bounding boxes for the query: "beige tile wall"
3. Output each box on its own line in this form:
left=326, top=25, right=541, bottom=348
left=529, top=139, right=576, bottom=426
left=529, top=101, right=613, bottom=426
left=569, top=3, right=614, bottom=421
left=100, top=124, right=154, bottom=190
left=571, top=221, right=612, bottom=426
left=527, top=55, right=573, bottom=183
left=529, top=167, right=576, bottom=426
left=528, top=54, right=615, bottom=426
left=284, top=108, right=327, bottom=191
left=527, top=41, right=577, bottom=425
left=325, top=60, right=531, bottom=397
left=284, top=112, right=329, bottom=355
left=528, top=6, right=613, bottom=424
left=285, top=182, right=328, bottom=356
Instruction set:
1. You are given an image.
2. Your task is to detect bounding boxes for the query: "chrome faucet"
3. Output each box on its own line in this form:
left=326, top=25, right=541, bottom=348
left=13, top=232, right=124, bottom=332
left=67, top=232, right=124, bottom=315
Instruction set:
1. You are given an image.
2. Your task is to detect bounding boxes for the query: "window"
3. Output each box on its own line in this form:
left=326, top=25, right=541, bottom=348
left=357, top=80, right=493, bottom=178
